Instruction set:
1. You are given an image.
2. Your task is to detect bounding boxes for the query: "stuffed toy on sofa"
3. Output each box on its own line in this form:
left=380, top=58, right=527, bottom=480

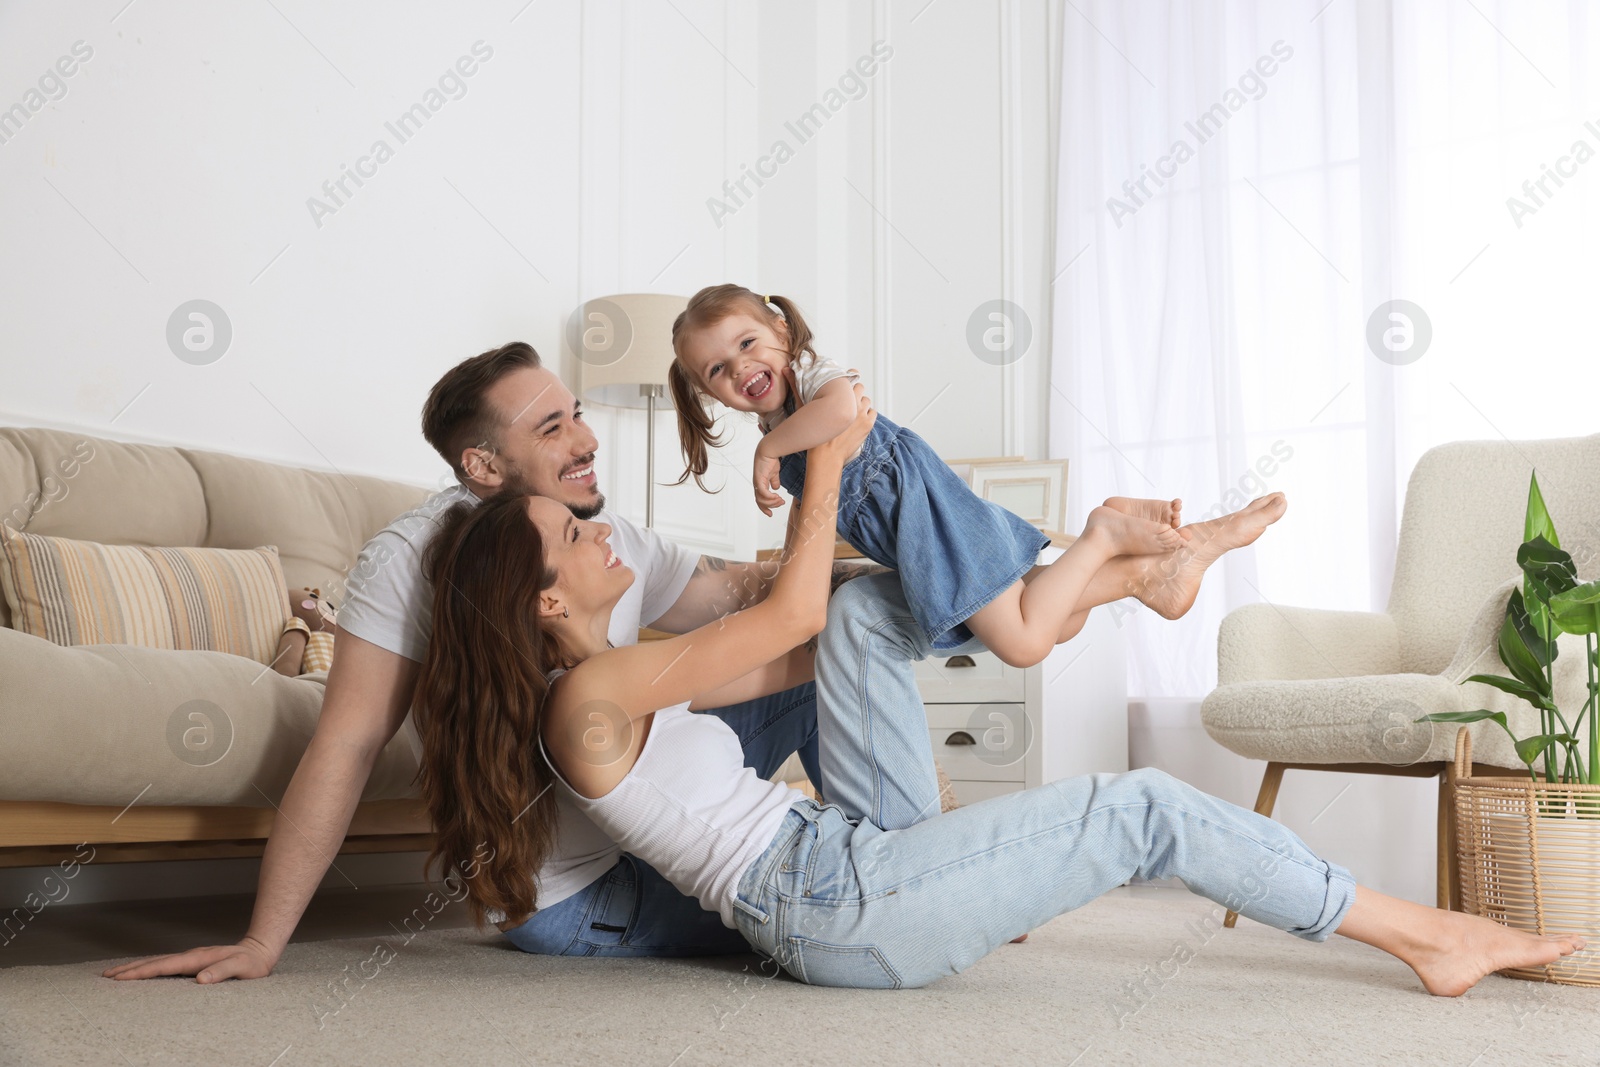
left=271, top=587, right=338, bottom=677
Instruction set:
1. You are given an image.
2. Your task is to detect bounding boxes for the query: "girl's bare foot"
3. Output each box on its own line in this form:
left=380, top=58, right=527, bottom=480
left=1084, top=505, right=1184, bottom=556
left=1104, top=496, right=1183, bottom=531
left=1128, top=492, right=1287, bottom=619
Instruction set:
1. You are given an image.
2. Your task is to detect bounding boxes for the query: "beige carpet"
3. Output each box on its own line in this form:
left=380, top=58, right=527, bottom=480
left=1, top=886, right=1593, bottom=1067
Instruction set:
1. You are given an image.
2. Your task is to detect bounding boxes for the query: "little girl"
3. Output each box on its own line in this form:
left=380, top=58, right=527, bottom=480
left=668, top=283, right=1187, bottom=665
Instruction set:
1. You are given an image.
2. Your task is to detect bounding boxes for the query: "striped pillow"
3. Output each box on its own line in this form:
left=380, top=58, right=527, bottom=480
left=0, top=528, right=290, bottom=665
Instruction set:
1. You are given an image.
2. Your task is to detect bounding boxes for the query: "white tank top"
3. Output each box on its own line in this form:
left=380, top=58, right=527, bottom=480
left=540, top=679, right=803, bottom=928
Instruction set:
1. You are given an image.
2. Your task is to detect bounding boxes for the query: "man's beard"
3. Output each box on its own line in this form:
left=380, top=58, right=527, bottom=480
left=499, top=460, right=606, bottom=519
left=569, top=496, right=606, bottom=520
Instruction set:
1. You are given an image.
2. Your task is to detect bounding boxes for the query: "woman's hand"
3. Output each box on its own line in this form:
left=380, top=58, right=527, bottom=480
left=752, top=445, right=785, bottom=517
left=101, top=935, right=280, bottom=984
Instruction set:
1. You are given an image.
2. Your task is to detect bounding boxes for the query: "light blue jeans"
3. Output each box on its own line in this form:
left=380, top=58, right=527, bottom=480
left=730, top=574, right=1359, bottom=988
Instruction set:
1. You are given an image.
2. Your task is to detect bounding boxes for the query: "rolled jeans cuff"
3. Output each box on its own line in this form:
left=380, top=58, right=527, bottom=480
left=1287, top=860, right=1358, bottom=943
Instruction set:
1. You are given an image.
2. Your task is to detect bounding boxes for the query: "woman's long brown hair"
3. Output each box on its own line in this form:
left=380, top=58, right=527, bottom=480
left=413, top=494, right=567, bottom=931
left=668, top=284, right=818, bottom=491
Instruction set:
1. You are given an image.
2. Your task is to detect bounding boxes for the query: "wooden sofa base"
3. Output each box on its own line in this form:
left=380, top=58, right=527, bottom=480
left=1220, top=758, right=1524, bottom=929
left=0, top=798, right=433, bottom=869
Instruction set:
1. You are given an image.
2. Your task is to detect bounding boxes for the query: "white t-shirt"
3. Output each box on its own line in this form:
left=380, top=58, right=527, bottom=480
left=543, top=686, right=803, bottom=929
left=338, top=482, right=700, bottom=912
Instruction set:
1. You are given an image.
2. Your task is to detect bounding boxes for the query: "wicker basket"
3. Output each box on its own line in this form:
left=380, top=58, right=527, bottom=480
left=1453, top=726, right=1600, bottom=986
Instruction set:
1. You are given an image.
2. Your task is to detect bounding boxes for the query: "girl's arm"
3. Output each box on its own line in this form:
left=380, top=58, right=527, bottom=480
left=751, top=376, right=860, bottom=515
left=755, top=376, right=858, bottom=460
left=555, top=393, right=874, bottom=726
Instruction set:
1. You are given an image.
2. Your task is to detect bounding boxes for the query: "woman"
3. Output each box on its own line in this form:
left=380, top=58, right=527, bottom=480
left=413, top=399, right=1585, bottom=993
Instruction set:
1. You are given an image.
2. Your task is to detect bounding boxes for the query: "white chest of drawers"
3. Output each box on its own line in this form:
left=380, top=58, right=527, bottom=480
left=918, top=605, right=1129, bottom=806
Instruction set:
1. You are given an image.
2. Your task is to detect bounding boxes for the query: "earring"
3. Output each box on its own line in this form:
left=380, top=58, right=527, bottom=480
left=562, top=607, right=569, bottom=618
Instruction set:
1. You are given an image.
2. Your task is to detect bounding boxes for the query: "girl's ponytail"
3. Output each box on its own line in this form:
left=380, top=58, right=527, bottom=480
left=668, top=339, right=724, bottom=492
left=763, top=294, right=816, bottom=366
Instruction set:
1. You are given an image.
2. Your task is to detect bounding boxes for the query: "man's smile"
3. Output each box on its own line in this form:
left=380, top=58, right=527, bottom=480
left=561, top=459, right=596, bottom=485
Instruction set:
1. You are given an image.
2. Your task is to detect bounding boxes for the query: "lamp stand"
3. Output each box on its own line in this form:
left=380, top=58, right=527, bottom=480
left=641, top=383, right=664, bottom=528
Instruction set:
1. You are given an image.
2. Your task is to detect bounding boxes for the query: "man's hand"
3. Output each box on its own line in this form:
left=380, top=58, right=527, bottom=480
left=752, top=445, right=785, bottom=517
left=98, top=633, right=418, bottom=985
left=102, top=935, right=278, bottom=984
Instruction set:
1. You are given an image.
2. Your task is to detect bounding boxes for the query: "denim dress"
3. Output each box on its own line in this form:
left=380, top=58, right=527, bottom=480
left=777, top=414, right=1049, bottom=650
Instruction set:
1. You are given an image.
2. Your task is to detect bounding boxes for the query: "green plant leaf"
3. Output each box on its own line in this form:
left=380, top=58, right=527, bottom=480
left=1499, top=589, right=1554, bottom=695
left=1518, top=473, right=1570, bottom=643
left=1515, top=733, right=1573, bottom=766
left=1527, top=596, right=1555, bottom=648
left=1507, top=584, right=1558, bottom=669
left=1524, top=471, right=1560, bottom=548
left=1417, top=708, right=1509, bottom=729
left=1444, top=473, right=1591, bottom=776
left=1461, top=673, right=1557, bottom=711
left=1549, top=580, right=1600, bottom=637
left=1518, top=536, right=1578, bottom=606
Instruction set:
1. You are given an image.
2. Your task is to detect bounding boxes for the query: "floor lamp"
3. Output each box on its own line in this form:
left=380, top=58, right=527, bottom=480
left=574, top=293, right=688, bottom=529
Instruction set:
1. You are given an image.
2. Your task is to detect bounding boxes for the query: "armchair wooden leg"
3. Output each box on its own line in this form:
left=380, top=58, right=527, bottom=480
left=1225, top=762, right=1286, bottom=929
left=1438, top=760, right=1459, bottom=912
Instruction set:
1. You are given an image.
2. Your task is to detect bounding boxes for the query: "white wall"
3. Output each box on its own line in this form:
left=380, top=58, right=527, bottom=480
left=0, top=1, right=1066, bottom=906
left=0, top=0, right=1062, bottom=559
left=573, top=0, right=1065, bottom=558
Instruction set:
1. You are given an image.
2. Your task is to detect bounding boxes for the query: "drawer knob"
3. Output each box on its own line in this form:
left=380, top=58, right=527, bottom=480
left=944, top=730, right=977, bottom=746
left=944, top=655, right=977, bottom=668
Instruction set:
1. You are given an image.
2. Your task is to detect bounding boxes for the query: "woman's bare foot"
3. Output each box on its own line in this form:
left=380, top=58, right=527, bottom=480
left=1128, top=492, right=1287, bottom=619
left=1084, top=505, right=1184, bottom=556
left=1337, top=884, right=1588, bottom=996
left=1104, top=496, right=1183, bottom=531
left=1404, top=911, right=1587, bottom=997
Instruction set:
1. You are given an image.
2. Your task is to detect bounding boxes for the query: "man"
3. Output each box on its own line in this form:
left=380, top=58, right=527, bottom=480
left=105, top=341, right=880, bottom=979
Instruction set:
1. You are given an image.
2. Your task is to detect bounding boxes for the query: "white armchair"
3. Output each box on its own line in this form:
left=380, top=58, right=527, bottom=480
left=1201, top=433, right=1600, bottom=915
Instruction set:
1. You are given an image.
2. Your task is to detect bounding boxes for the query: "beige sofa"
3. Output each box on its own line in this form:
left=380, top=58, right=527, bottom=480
left=0, top=427, right=434, bottom=869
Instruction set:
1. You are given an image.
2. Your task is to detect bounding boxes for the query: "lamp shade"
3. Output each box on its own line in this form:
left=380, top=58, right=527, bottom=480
left=573, top=293, right=687, bottom=409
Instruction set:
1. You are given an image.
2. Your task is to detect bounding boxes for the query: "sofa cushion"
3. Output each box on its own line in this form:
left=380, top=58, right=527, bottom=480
left=0, top=528, right=290, bottom=665
left=0, top=428, right=210, bottom=629
left=178, top=446, right=430, bottom=603
left=0, top=626, right=423, bottom=806
left=0, top=427, right=431, bottom=631
left=1199, top=671, right=1535, bottom=767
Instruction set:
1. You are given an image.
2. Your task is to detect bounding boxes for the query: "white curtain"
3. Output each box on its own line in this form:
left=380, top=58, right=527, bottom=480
left=1051, top=0, right=1600, bottom=899
left=1053, top=0, right=1600, bottom=703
